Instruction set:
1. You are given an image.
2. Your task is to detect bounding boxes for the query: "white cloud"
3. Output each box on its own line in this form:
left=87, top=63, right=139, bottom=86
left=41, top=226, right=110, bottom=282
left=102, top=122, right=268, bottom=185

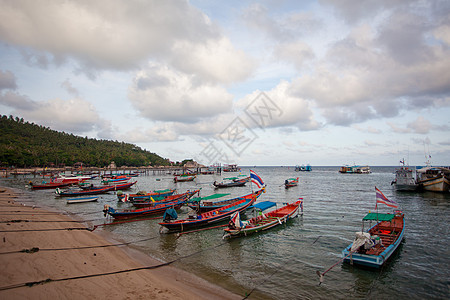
left=128, top=64, right=234, bottom=123
left=0, top=89, right=108, bottom=134
left=0, top=0, right=253, bottom=83
left=407, top=116, right=432, bottom=134
left=170, top=37, right=255, bottom=84
left=236, top=81, right=321, bottom=131
left=386, top=122, right=411, bottom=134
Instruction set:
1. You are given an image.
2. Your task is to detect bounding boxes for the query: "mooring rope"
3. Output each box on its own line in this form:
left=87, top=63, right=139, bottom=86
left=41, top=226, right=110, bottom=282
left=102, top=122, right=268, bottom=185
left=0, top=240, right=228, bottom=291
left=0, top=235, right=161, bottom=255
left=0, top=227, right=89, bottom=233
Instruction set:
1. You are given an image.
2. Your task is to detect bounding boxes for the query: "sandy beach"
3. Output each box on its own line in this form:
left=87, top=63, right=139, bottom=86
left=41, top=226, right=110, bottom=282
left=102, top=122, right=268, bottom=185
left=0, top=186, right=240, bottom=300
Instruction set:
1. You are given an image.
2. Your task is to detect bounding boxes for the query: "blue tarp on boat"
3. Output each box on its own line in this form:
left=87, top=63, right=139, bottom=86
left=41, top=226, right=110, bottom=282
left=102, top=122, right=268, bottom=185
left=251, top=201, right=276, bottom=211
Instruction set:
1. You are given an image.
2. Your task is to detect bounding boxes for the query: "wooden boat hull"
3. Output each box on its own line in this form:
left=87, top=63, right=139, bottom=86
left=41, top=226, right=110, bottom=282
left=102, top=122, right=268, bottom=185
left=105, top=181, right=137, bottom=190
left=342, top=212, right=405, bottom=268
left=117, top=189, right=176, bottom=201
left=418, top=175, right=450, bottom=192
left=132, top=190, right=199, bottom=208
left=56, top=186, right=113, bottom=197
left=284, top=183, right=298, bottom=188
left=66, top=196, right=99, bottom=204
left=224, top=200, right=303, bottom=238
left=30, top=182, right=72, bottom=190
left=104, top=201, right=185, bottom=220
left=213, top=179, right=247, bottom=188
left=174, top=176, right=196, bottom=182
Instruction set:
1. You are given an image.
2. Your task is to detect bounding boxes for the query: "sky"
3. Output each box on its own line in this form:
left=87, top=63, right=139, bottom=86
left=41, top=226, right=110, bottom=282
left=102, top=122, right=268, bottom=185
left=0, top=0, right=449, bottom=167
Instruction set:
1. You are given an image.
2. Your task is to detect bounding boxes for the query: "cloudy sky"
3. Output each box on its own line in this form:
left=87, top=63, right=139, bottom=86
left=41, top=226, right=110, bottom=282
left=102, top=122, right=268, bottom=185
left=1, top=0, right=449, bottom=166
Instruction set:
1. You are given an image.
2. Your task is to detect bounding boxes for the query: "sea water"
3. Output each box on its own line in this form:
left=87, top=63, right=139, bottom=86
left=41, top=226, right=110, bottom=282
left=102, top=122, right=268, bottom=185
left=2, top=166, right=449, bottom=299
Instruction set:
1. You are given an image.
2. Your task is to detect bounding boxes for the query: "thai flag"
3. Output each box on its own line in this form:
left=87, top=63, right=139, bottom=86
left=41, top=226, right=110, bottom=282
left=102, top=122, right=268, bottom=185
left=375, top=187, right=398, bottom=209
left=230, top=211, right=243, bottom=228
left=250, top=170, right=265, bottom=189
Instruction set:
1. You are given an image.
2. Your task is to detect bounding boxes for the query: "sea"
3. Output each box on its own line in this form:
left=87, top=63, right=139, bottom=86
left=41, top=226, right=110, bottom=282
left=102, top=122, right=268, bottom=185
left=2, top=166, right=449, bottom=299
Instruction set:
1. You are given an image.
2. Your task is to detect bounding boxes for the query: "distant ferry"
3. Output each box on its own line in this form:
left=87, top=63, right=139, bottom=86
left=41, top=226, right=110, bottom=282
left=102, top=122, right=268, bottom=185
left=295, top=164, right=312, bottom=171
left=339, top=165, right=371, bottom=174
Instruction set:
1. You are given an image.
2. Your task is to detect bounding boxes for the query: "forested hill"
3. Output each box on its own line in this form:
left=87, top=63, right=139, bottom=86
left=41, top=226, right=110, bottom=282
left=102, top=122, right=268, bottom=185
left=0, top=115, right=170, bottom=168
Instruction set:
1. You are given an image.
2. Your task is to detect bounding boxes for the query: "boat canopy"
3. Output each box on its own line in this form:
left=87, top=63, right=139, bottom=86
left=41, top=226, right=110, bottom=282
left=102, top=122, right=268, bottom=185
left=363, top=213, right=394, bottom=221
left=154, top=189, right=174, bottom=193
left=251, top=201, right=276, bottom=211
left=190, top=193, right=230, bottom=202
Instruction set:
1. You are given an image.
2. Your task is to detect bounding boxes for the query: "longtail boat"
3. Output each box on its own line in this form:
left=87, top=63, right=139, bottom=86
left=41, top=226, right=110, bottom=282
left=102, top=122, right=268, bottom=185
left=187, top=189, right=264, bottom=213
left=101, top=175, right=131, bottom=185
left=341, top=187, right=405, bottom=268
left=213, top=178, right=247, bottom=188
left=66, top=196, right=99, bottom=204
left=223, top=199, right=303, bottom=238
left=284, top=177, right=299, bottom=188
left=117, top=189, right=176, bottom=201
left=174, top=175, right=196, bottom=182
left=132, top=189, right=200, bottom=208
left=158, top=191, right=261, bottom=232
left=103, top=201, right=185, bottom=220
left=84, top=181, right=137, bottom=191
left=54, top=175, right=91, bottom=184
left=29, top=181, right=72, bottom=190
left=55, top=185, right=113, bottom=197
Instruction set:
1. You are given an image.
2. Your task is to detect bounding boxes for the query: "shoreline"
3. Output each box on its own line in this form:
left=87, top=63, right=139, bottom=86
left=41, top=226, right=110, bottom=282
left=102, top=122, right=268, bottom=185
left=0, top=186, right=241, bottom=299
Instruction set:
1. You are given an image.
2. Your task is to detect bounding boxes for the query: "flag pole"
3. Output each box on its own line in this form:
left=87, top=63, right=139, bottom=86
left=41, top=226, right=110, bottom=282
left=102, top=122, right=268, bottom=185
left=375, top=186, right=379, bottom=234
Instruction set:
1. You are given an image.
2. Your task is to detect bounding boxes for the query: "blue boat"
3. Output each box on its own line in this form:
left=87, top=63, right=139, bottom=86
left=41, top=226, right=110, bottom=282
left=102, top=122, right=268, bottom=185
left=159, top=193, right=259, bottom=232
left=342, top=211, right=405, bottom=268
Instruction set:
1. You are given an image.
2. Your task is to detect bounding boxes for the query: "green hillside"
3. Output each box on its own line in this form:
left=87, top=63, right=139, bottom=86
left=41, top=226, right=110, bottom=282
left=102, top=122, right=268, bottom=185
left=0, top=115, right=170, bottom=168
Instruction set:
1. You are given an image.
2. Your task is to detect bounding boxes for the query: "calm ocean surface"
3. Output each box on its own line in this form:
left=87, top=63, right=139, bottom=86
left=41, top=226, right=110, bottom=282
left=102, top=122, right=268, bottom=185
left=2, top=166, right=449, bottom=299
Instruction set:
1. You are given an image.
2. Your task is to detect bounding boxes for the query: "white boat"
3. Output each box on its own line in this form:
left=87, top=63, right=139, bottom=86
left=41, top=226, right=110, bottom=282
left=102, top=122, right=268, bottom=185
left=66, top=196, right=99, bottom=204
left=391, top=160, right=418, bottom=191
left=416, top=166, right=450, bottom=192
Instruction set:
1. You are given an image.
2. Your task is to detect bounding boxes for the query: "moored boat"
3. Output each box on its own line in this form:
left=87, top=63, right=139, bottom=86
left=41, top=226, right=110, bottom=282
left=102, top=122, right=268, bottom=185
left=391, top=160, right=418, bottom=191
left=101, top=175, right=131, bottom=185
left=339, top=165, right=371, bottom=174
left=223, top=199, right=303, bottom=238
left=131, top=189, right=200, bottom=208
left=117, top=189, right=176, bottom=201
left=56, top=185, right=113, bottom=196
left=54, top=175, right=91, bottom=184
left=284, top=177, right=299, bottom=188
left=341, top=187, right=404, bottom=268
left=174, top=175, right=196, bottom=182
left=105, top=181, right=137, bottom=191
left=29, top=181, right=72, bottom=190
left=213, top=178, right=247, bottom=188
left=188, top=189, right=265, bottom=213
left=158, top=193, right=259, bottom=232
left=295, top=164, right=312, bottom=171
left=66, top=196, right=99, bottom=204
left=103, top=201, right=185, bottom=220
left=416, top=166, right=450, bottom=193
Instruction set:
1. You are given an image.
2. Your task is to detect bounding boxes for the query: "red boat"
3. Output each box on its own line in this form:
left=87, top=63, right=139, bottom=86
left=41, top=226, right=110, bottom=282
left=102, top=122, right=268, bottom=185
left=104, top=181, right=137, bottom=191
left=29, top=181, right=72, bottom=190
